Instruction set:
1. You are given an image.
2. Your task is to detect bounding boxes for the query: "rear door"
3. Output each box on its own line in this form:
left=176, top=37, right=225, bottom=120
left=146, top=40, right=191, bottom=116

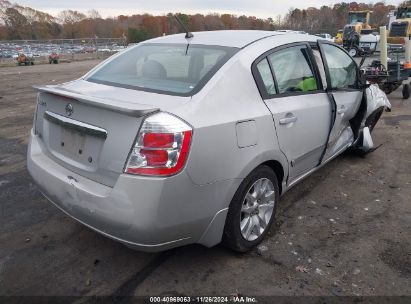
left=317, top=42, right=363, bottom=161
left=253, top=43, right=332, bottom=183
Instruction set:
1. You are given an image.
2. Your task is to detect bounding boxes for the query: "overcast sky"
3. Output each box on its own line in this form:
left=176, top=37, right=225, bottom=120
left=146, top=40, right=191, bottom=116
left=15, top=0, right=403, bottom=19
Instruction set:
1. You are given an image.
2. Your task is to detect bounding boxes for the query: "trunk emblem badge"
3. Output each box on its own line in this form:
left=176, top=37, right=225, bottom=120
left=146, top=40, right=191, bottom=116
left=65, top=103, right=73, bottom=116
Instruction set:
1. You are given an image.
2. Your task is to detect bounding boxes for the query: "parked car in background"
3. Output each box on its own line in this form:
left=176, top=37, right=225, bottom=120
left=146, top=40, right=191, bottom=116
left=28, top=31, right=390, bottom=252
left=316, top=33, right=334, bottom=41
left=97, top=47, right=111, bottom=52
left=294, top=30, right=309, bottom=35
left=85, top=46, right=97, bottom=53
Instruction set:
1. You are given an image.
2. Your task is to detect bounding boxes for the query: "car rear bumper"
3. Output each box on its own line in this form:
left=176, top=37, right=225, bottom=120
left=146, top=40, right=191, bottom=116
left=27, top=130, right=240, bottom=251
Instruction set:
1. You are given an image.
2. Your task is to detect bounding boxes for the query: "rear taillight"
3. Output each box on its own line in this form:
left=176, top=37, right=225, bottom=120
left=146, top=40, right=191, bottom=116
left=125, top=112, right=192, bottom=176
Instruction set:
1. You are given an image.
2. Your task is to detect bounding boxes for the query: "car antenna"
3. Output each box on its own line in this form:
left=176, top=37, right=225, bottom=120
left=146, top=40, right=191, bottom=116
left=174, top=15, right=193, bottom=39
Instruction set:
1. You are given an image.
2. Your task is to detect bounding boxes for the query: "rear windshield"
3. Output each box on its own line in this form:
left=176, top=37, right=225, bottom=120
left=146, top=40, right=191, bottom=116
left=86, top=43, right=238, bottom=96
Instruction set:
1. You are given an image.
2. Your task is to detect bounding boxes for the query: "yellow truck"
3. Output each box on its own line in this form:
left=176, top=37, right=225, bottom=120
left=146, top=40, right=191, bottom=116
left=343, top=11, right=378, bottom=56
left=388, top=5, right=411, bottom=45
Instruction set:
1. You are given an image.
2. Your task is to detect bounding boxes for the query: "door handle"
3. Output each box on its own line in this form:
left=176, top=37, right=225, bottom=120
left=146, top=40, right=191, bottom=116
left=279, top=114, right=297, bottom=125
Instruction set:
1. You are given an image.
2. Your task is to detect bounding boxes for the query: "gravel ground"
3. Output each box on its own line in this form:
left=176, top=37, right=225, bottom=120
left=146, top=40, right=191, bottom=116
left=0, top=60, right=410, bottom=300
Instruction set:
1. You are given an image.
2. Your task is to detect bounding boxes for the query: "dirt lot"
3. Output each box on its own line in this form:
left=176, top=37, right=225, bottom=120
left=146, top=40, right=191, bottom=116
left=0, top=60, right=410, bottom=299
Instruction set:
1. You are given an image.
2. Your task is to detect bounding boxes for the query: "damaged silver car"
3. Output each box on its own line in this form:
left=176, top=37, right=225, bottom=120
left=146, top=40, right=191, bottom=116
left=27, top=31, right=390, bottom=252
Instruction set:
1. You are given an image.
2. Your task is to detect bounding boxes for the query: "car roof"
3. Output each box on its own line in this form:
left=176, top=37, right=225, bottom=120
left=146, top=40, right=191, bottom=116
left=145, top=30, right=319, bottom=48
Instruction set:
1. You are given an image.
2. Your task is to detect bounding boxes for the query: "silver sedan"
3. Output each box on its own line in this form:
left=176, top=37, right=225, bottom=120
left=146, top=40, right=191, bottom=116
left=27, top=30, right=390, bottom=252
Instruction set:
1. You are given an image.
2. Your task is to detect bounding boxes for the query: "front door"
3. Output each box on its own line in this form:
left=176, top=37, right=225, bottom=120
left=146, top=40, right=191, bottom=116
left=318, top=42, right=363, bottom=160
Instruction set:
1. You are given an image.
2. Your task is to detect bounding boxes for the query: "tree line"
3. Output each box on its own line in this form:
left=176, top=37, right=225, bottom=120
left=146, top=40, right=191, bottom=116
left=0, top=0, right=401, bottom=42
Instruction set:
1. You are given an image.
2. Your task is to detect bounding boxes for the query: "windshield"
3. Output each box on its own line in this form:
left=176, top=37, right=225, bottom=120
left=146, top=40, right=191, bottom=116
left=398, top=8, right=411, bottom=19
left=87, top=43, right=238, bottom=96
left=349, top=13, right=367, bottom=24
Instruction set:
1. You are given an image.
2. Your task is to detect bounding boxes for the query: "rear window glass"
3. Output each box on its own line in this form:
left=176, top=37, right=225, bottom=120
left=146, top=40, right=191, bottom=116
left=87, top=44, right=238, bottom=96
left=256, top=59, right=276, bottom=95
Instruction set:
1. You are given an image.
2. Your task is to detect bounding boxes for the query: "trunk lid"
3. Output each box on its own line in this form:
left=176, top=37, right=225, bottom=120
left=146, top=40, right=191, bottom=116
left=34, top=80, right=188, bottom=187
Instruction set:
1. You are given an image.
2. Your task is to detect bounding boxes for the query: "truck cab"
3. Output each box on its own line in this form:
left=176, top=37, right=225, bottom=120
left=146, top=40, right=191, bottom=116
left=388, top=5, right=411, bottom=45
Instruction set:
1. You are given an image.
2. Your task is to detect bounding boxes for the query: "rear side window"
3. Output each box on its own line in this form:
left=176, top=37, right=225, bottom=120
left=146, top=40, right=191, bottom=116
left=87, top=44, right=238, bottom=96
left=312, top=49, right=327, bottom=89
left=256, top=59, right=276, bottom=95
left=321, top=44, right=357, bottom=89
left=268, top=45, right=318, bottom=94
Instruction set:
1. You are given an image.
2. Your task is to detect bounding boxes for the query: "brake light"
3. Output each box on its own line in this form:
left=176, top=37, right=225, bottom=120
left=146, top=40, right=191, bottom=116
left=144, top=133, right=174, bottom=148
left=125, top=112, right=192, bottom=176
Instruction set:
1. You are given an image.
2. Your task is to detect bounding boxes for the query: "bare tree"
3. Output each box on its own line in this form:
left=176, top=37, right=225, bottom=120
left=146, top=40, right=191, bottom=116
left=88, top=9, right=101, bottom=20
left=58, top=10, right=86, bottom=38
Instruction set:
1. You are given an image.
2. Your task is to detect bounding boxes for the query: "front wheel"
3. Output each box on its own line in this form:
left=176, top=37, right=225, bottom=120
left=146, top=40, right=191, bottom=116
left=222, top=165, right=279, bottom=252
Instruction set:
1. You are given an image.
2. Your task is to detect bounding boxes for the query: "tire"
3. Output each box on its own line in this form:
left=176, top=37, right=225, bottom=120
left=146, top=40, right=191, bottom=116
left=222, top=165, right=279, bottom=252
left=383, top=86, right=392, bottom=94
left=348, top=48, right=358, bottom=57
left=402, top=84, right=410, bottom=99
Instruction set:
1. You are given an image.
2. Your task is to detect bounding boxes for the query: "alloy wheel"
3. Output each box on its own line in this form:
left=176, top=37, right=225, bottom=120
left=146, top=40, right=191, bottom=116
left=240, top=178, right=275, bottom=241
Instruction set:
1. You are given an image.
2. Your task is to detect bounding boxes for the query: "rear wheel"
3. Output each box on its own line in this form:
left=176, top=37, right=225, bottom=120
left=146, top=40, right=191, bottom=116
left=402, top=84, right=410, bottom=99
left=223, top=165, right=279, bottom=252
